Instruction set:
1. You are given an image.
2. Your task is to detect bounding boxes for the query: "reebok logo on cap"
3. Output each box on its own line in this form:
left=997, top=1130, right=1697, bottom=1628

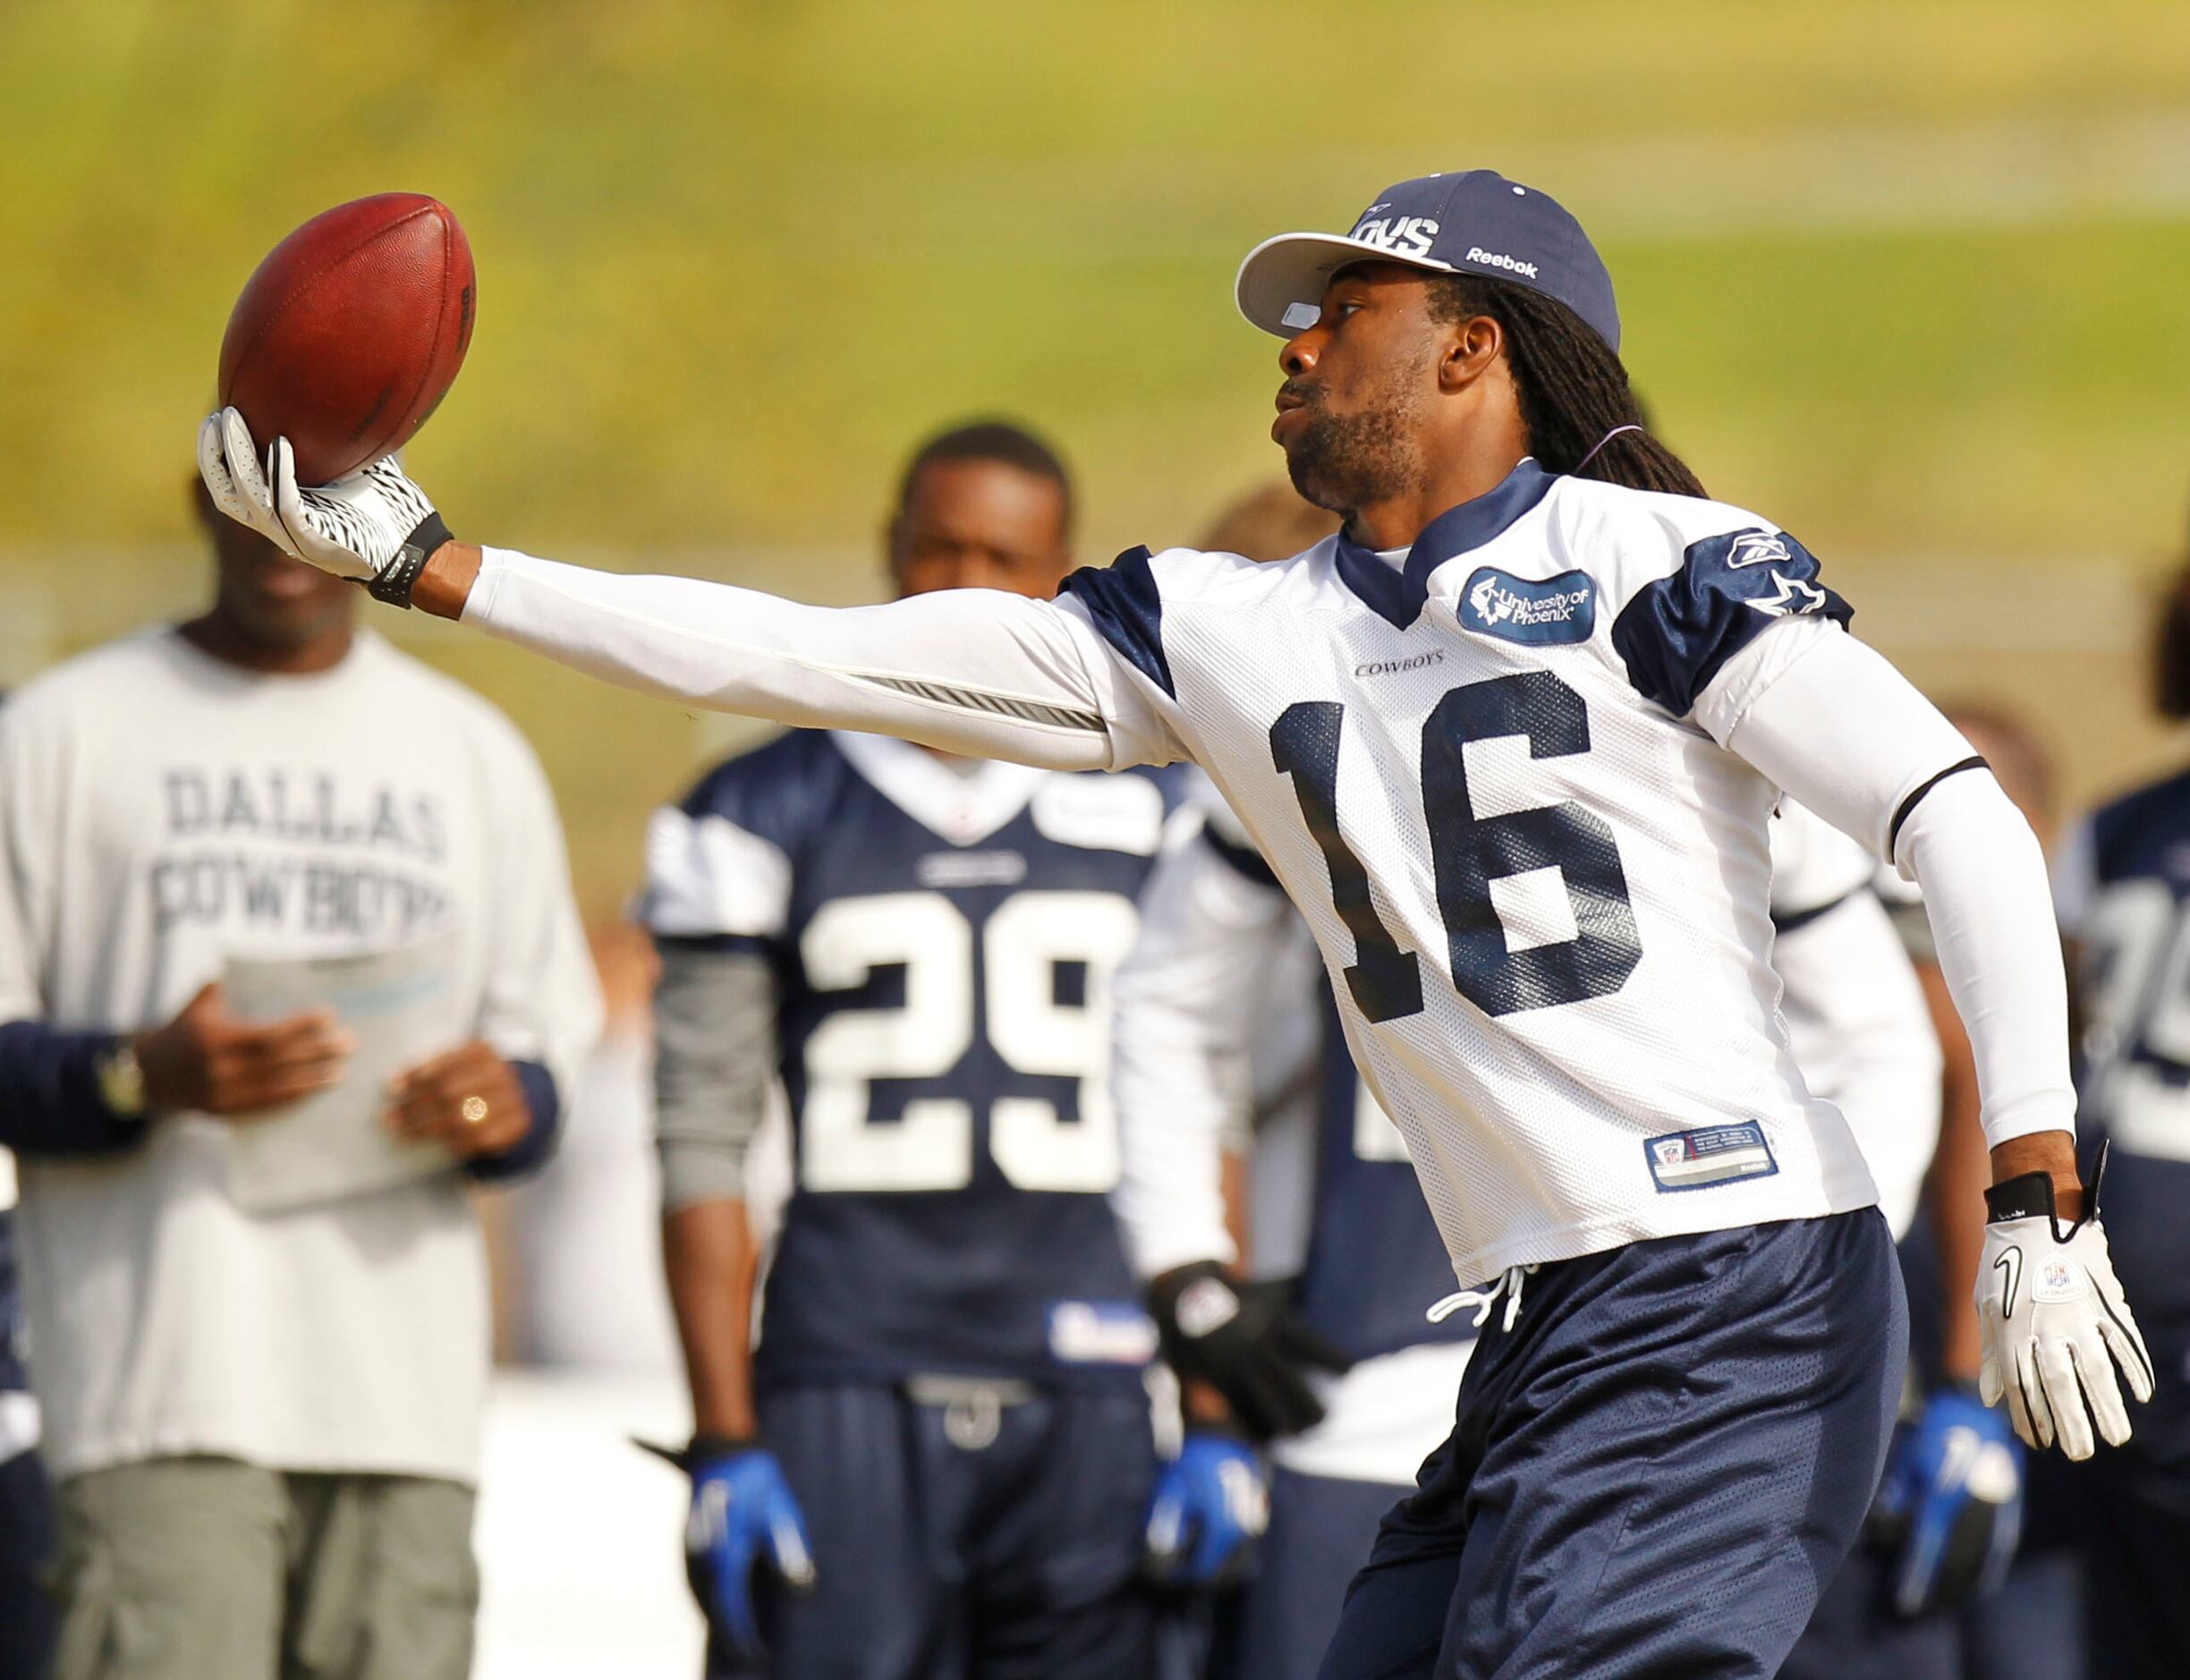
left=1464, top=246, right=1539, bottom=279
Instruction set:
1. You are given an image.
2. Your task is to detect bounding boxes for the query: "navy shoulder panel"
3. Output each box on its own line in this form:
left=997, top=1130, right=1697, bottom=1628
left=1610, top=527, right=1852, bottom=717
left=2091, top=767, right=2190, bottom=886
left=1061, top=546, right=1175, bottom=699
left=676, top=727, right=850, bottom=855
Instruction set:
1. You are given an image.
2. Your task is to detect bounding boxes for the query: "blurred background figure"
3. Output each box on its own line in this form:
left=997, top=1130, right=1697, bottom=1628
left=0, top=1137, right=59, bottom=1679
left=640, top=420, right=1241, bottom=1678
left=2048, top=547, right=2190, bottom=1679
left=0, top=479, right=598, bottom=1680
left=0, top=692, right=59, bottom=1680
left=509, top=921, right=680, bottom=1375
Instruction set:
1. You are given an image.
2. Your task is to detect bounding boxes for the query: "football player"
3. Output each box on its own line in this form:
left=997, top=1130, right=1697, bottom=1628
left=637, top=421, right=1255, bottom=1677
left=200, top=165, right=2148, bottom=1676
left=2050, top=564, right=2190, bottom=1678
left=0, top=690, right=56, bottom=1680
left=0, top=1146, right=57, bottom=1677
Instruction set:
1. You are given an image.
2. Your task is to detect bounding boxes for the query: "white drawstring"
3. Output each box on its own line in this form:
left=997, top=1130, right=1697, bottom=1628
left=1428, top=1264, right=1539, bottom=1334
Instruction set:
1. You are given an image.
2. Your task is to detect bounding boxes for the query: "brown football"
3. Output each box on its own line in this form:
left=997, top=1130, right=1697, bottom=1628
left=218, top=192, right=475, bottom=484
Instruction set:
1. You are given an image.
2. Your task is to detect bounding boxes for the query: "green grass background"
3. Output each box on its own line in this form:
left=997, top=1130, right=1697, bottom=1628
left=4, top=0, right=2187, bottom=909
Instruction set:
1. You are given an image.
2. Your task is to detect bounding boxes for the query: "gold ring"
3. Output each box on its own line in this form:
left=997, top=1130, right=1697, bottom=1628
left=460, top=1095, right=489, bottom=1127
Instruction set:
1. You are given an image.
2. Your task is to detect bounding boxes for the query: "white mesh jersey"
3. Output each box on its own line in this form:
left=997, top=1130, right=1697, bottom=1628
left=1059, top=461, right=1880, bottom=1279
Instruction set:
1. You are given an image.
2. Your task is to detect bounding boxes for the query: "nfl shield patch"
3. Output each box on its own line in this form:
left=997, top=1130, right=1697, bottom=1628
left=1643, top=1122, right=1779, bottom=1192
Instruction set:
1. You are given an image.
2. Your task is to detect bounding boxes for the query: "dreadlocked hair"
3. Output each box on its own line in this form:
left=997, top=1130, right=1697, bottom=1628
left=1425, top=276, right=1706, bottom=500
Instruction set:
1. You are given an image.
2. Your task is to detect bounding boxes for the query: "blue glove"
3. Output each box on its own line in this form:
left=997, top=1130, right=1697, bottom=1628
left=1143, top=1430, right=1269, bottom=1588
left=683, top=1444, right=817, bottom=1659
left=1874, top=1386, right=2023, bottom=1616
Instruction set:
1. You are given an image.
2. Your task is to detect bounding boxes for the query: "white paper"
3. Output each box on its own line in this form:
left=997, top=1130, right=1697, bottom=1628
left=221, top=931, right=463, bottom=1214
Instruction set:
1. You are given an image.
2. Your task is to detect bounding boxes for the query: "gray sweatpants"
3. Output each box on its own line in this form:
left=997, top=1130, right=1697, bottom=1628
left=50, top=1456, right=477, bottom=1680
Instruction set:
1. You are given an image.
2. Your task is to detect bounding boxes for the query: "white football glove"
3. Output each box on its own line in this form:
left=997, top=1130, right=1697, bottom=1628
left=196, top=406, right=451, bottom=607
left=1976, top=1147, right=2153, bottom=1461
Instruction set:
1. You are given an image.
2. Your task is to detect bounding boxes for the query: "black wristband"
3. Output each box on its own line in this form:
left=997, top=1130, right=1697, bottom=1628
left=1983, top=1170, right=2058, bottom=1225
left=365, top=512, right=454, bottom=609
left=686, top=1431, right=760, bottom=1464
left=633, top=1432, right=760, bottom=1476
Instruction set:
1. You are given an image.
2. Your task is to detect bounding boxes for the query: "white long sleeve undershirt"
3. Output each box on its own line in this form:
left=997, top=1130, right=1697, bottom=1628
left=1727, top=629, right=2075, bottom=1148
left=465, top=547, right=1168, bottom=771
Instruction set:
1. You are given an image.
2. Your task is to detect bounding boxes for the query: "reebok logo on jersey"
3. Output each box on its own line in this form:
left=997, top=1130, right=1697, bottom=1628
left=1459, top=567, right=1597, bottom=645
left=1349, top=215, right=1439, bottom=258
left=1726, top=531, right=1794, bottom=569
left=1464, top=245, right=1540, bottom=279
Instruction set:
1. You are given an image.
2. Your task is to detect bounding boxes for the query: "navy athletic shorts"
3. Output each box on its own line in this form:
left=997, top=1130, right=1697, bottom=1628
left=1318, top=1209, right=1905, bottom=1679
left=709, top=1380, right=1157, bottom=1680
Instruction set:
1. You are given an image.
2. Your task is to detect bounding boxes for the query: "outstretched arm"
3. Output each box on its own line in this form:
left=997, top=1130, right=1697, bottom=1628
left=442, top=544, right=1171, bottom=771
left=196, top=411, right=1184, bottom=774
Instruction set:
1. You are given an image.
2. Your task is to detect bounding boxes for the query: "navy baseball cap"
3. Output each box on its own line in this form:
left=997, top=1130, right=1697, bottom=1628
left=1235, top=170, right=1620, bottom=352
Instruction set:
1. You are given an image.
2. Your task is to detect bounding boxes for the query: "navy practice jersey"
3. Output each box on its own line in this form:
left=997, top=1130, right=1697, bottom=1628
left=2059, top=769, right=2190, bottom=1370
left=1300, top=988, right=1477, bottom=1364
left=0, top=1208, right=21, bottom=1396
left=644, top=729, right=1181, bottom=1388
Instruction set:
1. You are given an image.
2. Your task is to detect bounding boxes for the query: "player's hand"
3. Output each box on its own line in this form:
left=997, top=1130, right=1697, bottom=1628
left=198, top=408, right=449, bottom=597
left=384, top=1040, right=532, bottom=1160
left=1976, top=1149, right=2154, bottom=1460
left=1143, top=1430, right=1268, bottom=1589
left=1873, top=1386, right=2023, bottom=1616
left=682, top=1441, right=817, bottom=1660
left=1148, top=1261, right=1354, bottom=1441
left=132, top=981, right=354, bottom=1117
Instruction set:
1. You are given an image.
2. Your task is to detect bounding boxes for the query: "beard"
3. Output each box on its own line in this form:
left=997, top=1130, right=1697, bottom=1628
left=1279, top=353, right=1432, bottom=519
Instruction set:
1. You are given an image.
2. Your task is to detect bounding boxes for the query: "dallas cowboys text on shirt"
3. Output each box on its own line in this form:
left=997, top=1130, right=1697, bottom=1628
left=149, top=765, right=452, bottom=938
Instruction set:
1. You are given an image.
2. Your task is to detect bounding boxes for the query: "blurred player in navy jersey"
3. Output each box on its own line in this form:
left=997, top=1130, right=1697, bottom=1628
left=0, top=686, right=58, bottom=1679
left=2050, top=556, right=2190, bottom=1678
left=2, top=1157, right=61, bottom=1680
left=639, top=421, right=1254, bottom=1679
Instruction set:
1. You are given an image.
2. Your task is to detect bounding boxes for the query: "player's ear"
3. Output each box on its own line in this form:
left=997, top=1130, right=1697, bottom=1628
left=1438, top=314, right=1503, bottom=395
